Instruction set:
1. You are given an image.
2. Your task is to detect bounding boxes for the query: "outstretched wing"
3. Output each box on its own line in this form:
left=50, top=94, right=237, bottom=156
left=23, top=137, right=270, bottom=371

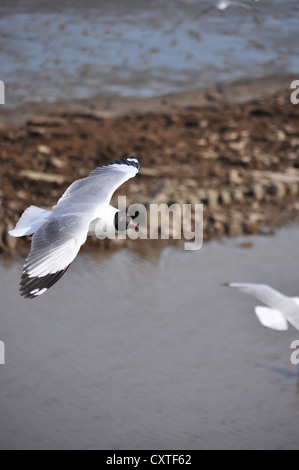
left=282, top=298, right=299, bottom=332
left=225, top=283, right=287, bottom=308
left=20, top=156, right=140, bottom=298
left=56, top=156, right=140, bottom=207
left=20, top=214, right=91, bottom=298
left=254, top=306, right=288, bottom=331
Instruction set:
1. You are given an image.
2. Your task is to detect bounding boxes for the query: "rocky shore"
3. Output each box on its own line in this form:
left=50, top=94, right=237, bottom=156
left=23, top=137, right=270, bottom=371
left=1, top=80, right=299, bottom=258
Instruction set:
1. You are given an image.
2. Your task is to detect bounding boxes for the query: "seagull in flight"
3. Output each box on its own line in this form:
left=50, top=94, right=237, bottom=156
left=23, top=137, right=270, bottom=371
left=225, top=283, right=299, bottom=331
left=198, top=1, right=252, bottom=17
left=9, top=156, right=140, bottom=298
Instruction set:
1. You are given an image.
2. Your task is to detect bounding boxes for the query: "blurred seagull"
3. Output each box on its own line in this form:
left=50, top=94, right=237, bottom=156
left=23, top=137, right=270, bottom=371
left=9, top=156, right=140, bottom=299
left=198, top=1, right=252, bottom=17
left=225, top=283, right=299, bottom=331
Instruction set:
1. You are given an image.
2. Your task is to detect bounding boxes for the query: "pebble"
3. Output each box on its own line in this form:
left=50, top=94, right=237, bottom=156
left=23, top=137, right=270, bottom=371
left=229, top=169, right=243, bottom=184
left=219, top=189, right=231, bottom=206
left=287, top=182, right=298, bottom=196
left=227, top=221, right=243, bottom=237
left=19, top=170, right=66, bottom=184
left=207, top=189, right=219, bottom=209
left=213, top=221, right=225, bottom=237
left=232, top=189, right=244, bottom=203
left=268, top=182, right=286, bottom=199
left=37, top=144, right=51, bottom=155
left=276, top=130, right=286, bottom=142
left=50, top=157, right=66, bottom=169
left=252, top=184, right=264, bottom=201
left=244, top=221, right=260, bottom=234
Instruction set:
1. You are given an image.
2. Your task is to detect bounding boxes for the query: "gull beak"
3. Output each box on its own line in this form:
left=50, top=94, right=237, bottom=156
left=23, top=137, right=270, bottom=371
left=128, top=221, right=139, bottom=232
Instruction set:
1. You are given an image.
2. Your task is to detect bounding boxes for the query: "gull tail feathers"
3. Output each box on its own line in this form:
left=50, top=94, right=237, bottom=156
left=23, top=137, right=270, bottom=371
left=9, top=205, right=51, bottom=237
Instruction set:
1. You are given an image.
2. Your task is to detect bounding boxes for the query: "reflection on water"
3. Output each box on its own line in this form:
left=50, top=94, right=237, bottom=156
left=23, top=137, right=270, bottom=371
left=1, top=225, right=299, bottom=449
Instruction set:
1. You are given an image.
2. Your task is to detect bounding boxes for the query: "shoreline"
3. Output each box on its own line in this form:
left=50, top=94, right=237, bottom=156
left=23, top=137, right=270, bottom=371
left=0, top=73, right=297, bottom=127
left=1, top=74, right=299, bottom=258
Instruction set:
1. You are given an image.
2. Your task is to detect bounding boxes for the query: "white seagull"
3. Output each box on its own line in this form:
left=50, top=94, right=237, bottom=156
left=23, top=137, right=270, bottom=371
left=9, top=156, right=140, bottom=299
left=198, top=1, right=252, bottom=17
left=225, top=283, right=299, bottom=331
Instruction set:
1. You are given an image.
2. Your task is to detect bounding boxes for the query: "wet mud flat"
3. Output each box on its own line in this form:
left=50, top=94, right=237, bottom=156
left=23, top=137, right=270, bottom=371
left=1, top=82, right=299, bottom=258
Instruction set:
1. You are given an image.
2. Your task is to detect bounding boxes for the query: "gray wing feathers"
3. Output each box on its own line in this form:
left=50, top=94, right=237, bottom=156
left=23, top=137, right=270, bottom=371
left=24, top=215, right=89, bottom=276
left=56, top=157, right=140, bottom=207
left=20, top=215, right=91, bottom=298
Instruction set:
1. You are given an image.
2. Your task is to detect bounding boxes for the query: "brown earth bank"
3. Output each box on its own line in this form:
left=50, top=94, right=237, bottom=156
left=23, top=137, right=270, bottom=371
left=1, top=80, right=299, bottom=259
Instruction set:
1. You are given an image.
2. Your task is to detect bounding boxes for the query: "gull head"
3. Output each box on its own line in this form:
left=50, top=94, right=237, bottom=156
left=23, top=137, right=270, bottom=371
left=114, top=210, right=139, bottom=232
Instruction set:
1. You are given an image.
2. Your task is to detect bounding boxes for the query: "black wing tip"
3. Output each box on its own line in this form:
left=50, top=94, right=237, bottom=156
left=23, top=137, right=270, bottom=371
left=109, top=155, right=140, bottom=171
left=20, top=286, right=48, bottom=299
left=90, top=155, right=140, bottom=177
left=20, top=266, right=70, bottom=299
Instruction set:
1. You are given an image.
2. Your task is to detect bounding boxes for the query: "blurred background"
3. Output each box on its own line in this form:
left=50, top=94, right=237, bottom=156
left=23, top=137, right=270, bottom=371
left=1, top=0, right=299, bottom=450
left=1, top=0, right=299, bottom=105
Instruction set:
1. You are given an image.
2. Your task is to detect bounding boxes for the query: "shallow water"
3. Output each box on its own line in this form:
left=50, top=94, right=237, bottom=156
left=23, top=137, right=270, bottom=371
left=1, top=225, right=299, bottom=449
left=0, top=0, right=299, bottom=105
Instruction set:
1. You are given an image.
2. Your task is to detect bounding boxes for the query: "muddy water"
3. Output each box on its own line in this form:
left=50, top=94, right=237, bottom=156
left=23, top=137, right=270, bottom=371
left=0, top=0, right=299, bottom=106
left=1, top=225, right=299, bottom=449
